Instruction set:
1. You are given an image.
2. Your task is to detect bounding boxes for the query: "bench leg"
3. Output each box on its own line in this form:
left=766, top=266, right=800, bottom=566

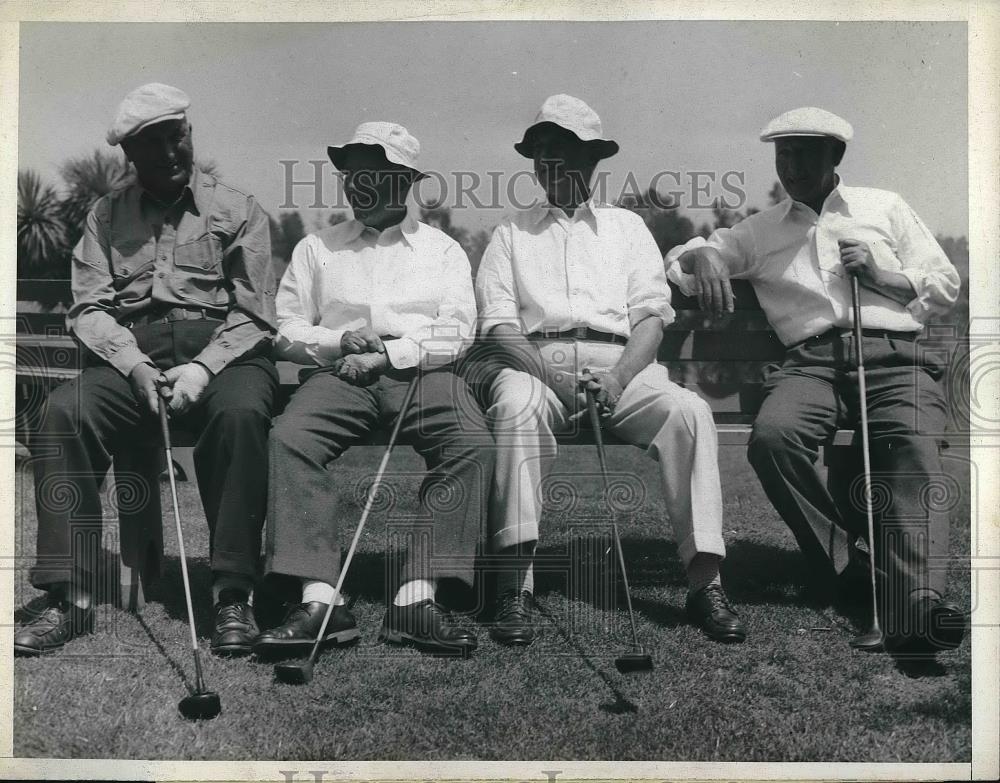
left=114, top=447, right=165, bottom=612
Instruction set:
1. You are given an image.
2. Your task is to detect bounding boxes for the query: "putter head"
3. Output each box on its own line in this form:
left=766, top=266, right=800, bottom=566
left=615, top=648, right=654, bottom=673
left=178, top=690, right=221, bottom=721
left=850, top=629, right=884, bottom=653
left=274, top=660, right=313, bottom=685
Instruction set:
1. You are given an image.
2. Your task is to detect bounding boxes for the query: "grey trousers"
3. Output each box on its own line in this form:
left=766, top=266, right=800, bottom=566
left=747, top=331, right=951, bottom=623
left=265, top=366, right=494, bottom=590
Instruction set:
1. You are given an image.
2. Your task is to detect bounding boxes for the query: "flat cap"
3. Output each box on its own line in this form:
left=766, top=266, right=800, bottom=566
left=760, top=107, right=853, bottom=143
left=106, top=83, right=190, bottom=146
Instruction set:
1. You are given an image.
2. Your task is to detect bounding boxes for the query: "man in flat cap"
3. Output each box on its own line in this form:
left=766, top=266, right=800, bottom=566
left=666, top=107, right=964, bottom=658
left=474, top=94, right=746, bottom=646
left=253, top=122, right=493, bottom=659
left=15, top=83, right=278, bottom=657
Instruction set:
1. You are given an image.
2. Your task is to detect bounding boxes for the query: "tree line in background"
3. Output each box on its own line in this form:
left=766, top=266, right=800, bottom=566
left=17, top=148, right=969, bottom=335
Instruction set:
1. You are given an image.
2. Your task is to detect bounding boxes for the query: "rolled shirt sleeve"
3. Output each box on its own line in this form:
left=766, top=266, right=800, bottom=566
left=193, top=196, right=277, bottom=374
left=67, top=201, right=154, bottom=377
left=664, top=220, right=757, bottom=297
left=275, top=235, right=347, bottom=366
left=623, top=212, right=675, bottom=328
left=475, top=223, right=523, bottom=335
left=384, top=241, right=477, bottom=370
left=890, top=195, right=961, bottom=321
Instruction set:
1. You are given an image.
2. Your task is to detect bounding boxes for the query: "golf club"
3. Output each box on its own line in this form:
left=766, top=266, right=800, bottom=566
left=274, top=375, right=419, bottom=684
left=157, top=386, right=222, bottom=720
left=585, top=386, right=654, bottom=673
left=847, top=276, right=884, bottom=653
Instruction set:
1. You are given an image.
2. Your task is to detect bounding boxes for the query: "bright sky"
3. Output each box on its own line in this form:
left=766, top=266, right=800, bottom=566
left=18, top=20, right=968, bottom=237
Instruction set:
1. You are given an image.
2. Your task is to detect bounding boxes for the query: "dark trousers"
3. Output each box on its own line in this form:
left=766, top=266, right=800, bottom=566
left=266, top=367, right=494, bottom=590
left=29, top=320, right=278, bottom=591
left=747, top=332, right=950, bottom=618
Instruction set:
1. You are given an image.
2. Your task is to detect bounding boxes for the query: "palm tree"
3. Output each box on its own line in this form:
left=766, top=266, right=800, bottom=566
left=58, top=150, right=133, bottom=253
left=17, top=169, right=66, bottom=278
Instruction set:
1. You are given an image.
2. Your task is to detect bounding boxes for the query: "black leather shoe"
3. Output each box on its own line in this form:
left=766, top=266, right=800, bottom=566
left=210, top=590, right=259, bottom=657
left=886, top=595, right=965, bottom=658
left=490, top=589, right=537, bottom=646
left=252, top=601, right=360, bottom=659
left=379, top=600, right=477, bottom=656
left=686, top=584, right=747, bottom=643
left=14, top=597, right=94, bottom=656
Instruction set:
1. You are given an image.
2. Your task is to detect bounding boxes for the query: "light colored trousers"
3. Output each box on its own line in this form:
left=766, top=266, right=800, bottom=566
left=486, top=339, right=726, bottom=567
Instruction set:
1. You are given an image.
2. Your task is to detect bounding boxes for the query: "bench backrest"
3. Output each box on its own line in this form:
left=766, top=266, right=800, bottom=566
left=16, top=277, right=780, bottom=425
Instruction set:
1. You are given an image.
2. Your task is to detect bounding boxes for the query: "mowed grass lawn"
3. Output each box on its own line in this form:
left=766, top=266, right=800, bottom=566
left=12, top=443, right=972, bottom=762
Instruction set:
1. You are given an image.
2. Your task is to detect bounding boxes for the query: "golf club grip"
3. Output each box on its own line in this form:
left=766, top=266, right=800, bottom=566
left=585, top=390, right=610, bottom=490
left=305, top=374, right=420, bottom=661
left=157, top=391, right=172, bottom=449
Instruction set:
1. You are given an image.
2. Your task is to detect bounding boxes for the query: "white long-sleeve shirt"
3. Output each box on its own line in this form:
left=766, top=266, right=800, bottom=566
left=664, top=183, right=960, bottom=346
left=275, top=214, right=475, bottom=369
left=475, top=200, right=674, bottom=337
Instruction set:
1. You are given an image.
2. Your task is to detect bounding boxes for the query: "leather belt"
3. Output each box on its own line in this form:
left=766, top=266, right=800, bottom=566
left=792, top=327, right=920, bottom=348
left=120, top=306, right=226, bottom=328
left=527, top=327, right=628, bottom=346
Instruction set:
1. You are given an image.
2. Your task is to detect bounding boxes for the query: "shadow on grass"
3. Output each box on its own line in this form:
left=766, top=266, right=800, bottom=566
left=534, top=599, right=638, bottom=715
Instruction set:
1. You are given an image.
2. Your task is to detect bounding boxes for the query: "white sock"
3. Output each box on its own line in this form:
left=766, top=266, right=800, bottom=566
left=63, top=584, right=92, bottom=610
left=302, top=579, right=346, bottom=606
left=686, top=553, right=723, bottom=595
left=393, top=579, right=435, bottom=606
left=212, top=573, right=254, bottom=604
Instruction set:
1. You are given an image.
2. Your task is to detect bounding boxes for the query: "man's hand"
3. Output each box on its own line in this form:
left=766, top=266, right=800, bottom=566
left=129, top=362, right=164, bottom=416
left=341, top=327, right=384, bottom=356
left=681, top=247, right=735, bottom=315
left=839, top=239, right=883, bottom=290
left=334, top=352, right=388, bottom=386
left=160, top=363, right=212, bottom=415
left=576, top=368, right=625, bottom=420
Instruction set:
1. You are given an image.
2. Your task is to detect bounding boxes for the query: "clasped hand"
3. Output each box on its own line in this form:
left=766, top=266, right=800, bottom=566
left=575, top=368, right=625, bottom=421
left=130, top=361, right=212, bottom=416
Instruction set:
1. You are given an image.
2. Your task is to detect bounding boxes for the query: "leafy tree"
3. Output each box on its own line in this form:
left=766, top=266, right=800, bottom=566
left=617, top=188, right=697, bottom=254
left=58, top=150, right=132, bottom=259
left=17, top=170, right=67, bottom=278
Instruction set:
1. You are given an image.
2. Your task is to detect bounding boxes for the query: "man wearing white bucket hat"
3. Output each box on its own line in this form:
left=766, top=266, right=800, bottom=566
left=255, top=122, right=494, bottom=658
left=665, top=107, right=964, bottom=659
left=475, top=95, right=746, bottom=646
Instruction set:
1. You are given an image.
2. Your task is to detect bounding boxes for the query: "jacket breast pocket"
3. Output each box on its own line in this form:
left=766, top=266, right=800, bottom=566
left=172, top=234, right=228, bottom=306
left=110, top=238, right=155, bottom=290
left=174, top=234, right=223, bottom=273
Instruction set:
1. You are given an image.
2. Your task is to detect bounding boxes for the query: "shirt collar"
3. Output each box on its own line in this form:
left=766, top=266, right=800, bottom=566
left=139, top=167, right=211, bottom=217
left=530, top=194, right=601, bottom=229
left=777, top=174, right=846, bottom=222
left=341, top=208, right=419, bottom=248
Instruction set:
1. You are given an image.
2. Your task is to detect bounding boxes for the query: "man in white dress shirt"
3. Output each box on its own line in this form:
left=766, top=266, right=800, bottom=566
left=253, top=123, right=493, bottom=658
left=475, top=95, right=746, bottom=646
left=666, top=107, right=964, bottom=658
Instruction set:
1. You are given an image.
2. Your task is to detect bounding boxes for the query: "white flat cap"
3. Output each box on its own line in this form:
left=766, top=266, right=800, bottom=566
left=760, top=107, right=853, bottom=143
left=327, top=121, right=425, bottom=177
left=514, top=94, right=619, bottom=160
left=106, top=83, right=190, bottom=146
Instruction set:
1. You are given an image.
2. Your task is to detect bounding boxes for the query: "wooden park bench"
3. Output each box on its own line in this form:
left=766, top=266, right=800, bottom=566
left=16, top=276, right=942, bottom=611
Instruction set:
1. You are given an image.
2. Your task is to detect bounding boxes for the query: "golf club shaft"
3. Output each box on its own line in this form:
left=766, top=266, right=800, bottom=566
left=158, top=394, right=206, bottom=692
left=851, top=277, right=881, bottom=634
left=304, top=375, right=420, bottom=663
left=586, top=390, right=641, bottom=648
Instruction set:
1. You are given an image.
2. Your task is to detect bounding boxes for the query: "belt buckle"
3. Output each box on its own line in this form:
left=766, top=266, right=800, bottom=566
left=572, top=326, right=588, bottom=340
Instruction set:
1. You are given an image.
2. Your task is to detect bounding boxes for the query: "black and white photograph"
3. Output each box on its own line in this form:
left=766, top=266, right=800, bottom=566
left=2, top=2, right=998, bottom=781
